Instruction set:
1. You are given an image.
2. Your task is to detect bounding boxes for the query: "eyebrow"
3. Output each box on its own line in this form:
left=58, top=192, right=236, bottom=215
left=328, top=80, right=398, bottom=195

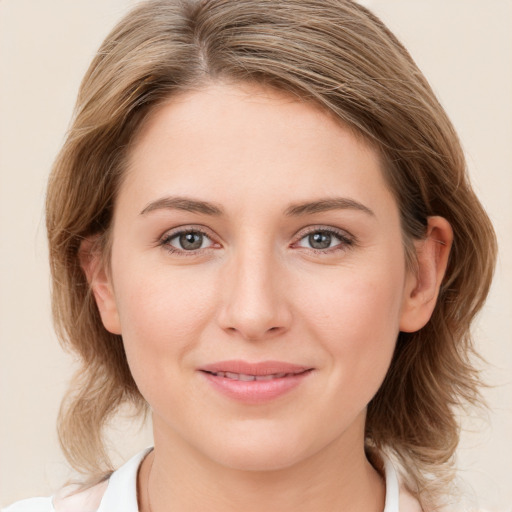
left=140, top=196, right=223, bottom=216
left=284, top=197, right=375, bottom=217
left=139, top=195, right=374, bottom=218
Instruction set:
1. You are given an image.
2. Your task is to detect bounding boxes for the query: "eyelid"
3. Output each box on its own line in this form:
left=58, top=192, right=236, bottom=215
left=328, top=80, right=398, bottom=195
left=156, top=223, right=355, bottom=256
left=158, top=224, right=222, bottom=255
left=291, top=225, right=356, bottom=251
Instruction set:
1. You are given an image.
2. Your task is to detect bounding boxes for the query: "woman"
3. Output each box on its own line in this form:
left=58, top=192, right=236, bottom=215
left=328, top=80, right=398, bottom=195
left=3, top=0, right=497, bottom=511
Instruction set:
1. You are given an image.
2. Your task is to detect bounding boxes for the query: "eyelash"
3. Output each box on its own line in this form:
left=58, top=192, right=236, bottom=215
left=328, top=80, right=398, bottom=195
left=159, top=226, right=217, bottom=256
left=291, top=226, right=355, bottom=254
left=158, top=226, right=355, bottom=256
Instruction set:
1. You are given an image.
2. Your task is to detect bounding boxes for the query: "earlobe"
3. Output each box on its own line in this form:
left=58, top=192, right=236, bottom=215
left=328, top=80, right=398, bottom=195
left=399, top=216, right=453, bottom=333
left=79, top=237, right=122, bottom=335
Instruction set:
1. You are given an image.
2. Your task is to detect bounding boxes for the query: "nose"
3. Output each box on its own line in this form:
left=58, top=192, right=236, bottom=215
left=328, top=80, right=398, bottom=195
left=217, top=246, right=292, bottom=341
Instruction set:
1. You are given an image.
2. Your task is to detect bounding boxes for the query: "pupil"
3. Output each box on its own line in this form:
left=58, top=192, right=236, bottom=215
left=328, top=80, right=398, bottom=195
left=180, top=232, right=203, bottom=250
left=309, top=232, right=331, bottom=249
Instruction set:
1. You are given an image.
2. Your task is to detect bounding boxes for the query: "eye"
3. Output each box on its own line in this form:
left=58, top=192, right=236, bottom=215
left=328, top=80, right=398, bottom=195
left=161, top=229, right=216, bottom=253
left=294, top=228, right=354, bottom=252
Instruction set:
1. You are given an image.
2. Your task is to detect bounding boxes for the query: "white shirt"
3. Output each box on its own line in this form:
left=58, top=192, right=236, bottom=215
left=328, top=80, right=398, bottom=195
left=3, top=449, right=421, bottom=512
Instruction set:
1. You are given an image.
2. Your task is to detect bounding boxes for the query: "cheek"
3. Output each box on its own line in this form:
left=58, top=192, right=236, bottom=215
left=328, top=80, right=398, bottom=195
left=295, top=260, right=406, bottom=399
left=298, top=260, right=405, bottom=340
left=110, top=256, right=218, bottom=389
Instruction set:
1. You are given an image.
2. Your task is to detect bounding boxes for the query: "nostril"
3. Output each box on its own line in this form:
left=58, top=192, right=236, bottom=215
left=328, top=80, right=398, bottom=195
left=222, top=324, right=285, bottom=341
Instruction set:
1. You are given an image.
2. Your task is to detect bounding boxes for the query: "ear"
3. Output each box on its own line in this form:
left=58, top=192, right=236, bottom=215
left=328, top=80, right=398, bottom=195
left=79, top=237, right=122, bottom=335
left=399, top=216, right=453, bottom=333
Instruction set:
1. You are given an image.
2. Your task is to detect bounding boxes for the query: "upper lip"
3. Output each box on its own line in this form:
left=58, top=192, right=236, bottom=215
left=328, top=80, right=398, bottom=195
left=199, top=360, right=311, bottom=376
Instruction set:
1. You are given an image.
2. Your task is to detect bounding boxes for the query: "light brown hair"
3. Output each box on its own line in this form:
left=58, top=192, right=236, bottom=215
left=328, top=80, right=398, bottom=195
left=46, top=0, right=497, bottom=507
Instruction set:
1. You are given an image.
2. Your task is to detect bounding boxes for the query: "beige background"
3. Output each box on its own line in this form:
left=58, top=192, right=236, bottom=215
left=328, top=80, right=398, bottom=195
left=1, top=0, right=511, bottom=509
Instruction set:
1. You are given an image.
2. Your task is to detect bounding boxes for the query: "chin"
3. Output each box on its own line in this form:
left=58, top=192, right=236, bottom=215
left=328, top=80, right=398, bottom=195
left=216, top=448, right=306, bottom=473
left=200, top=428, right=316, bottom=473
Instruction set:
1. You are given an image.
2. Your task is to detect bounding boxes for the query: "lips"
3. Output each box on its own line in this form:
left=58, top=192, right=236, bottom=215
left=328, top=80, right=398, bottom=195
left=198, top=360, right=313, bottom=403
left=200, top=360, right=310, bottom=376
left=206, top=371, right=300, bottom=381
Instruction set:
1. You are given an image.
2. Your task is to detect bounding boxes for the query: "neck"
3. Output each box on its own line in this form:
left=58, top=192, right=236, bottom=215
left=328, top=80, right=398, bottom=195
left=138, top=418, right=385, bottom=512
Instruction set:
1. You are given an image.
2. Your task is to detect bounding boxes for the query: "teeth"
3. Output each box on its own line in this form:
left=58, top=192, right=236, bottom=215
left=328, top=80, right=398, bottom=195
left=255, top=375, right=274, bottom=381
left=212, top=371, right=297, bottom=381
left=239, top=373, right=256, bottom=381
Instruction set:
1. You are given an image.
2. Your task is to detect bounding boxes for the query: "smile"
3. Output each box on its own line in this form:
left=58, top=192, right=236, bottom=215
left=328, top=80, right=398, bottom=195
left=205, top=371, right=306, bottom=381
left=199, top=361, right=313, bottom=403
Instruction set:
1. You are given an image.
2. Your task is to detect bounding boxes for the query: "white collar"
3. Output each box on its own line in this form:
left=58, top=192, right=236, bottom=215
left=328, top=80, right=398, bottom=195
left=57, top=448, right=404, bottom=512
left=383, top=456, right=400, bottom=512
left=96, top=448, right=152, bottom=512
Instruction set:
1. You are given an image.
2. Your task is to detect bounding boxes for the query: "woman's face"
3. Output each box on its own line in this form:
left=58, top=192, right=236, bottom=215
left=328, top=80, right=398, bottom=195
left=95, top=82, right=422, bottom=471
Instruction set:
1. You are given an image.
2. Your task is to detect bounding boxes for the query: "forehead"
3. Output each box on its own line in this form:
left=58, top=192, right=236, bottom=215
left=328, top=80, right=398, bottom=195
left=120, top=81, right=396, bottom=219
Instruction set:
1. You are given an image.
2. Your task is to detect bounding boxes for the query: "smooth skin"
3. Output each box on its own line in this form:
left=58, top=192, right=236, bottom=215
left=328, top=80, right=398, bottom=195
left=82, top=82, right=452, bottom=512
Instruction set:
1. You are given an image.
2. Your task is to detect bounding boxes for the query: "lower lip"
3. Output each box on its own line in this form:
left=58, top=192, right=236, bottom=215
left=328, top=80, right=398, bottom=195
left=200, top=371, right=313, bottom=404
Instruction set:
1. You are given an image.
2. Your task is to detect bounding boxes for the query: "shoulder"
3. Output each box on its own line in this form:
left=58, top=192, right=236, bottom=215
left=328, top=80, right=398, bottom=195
left=3, top=449, right=151, bottom=512
left=2, top=481, right=108, bottom=512
left=398, top=486, right=423, bottom=512
left=54, top=481, right=109, bottom=512
left=2, top=497, right=54, bottom=512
